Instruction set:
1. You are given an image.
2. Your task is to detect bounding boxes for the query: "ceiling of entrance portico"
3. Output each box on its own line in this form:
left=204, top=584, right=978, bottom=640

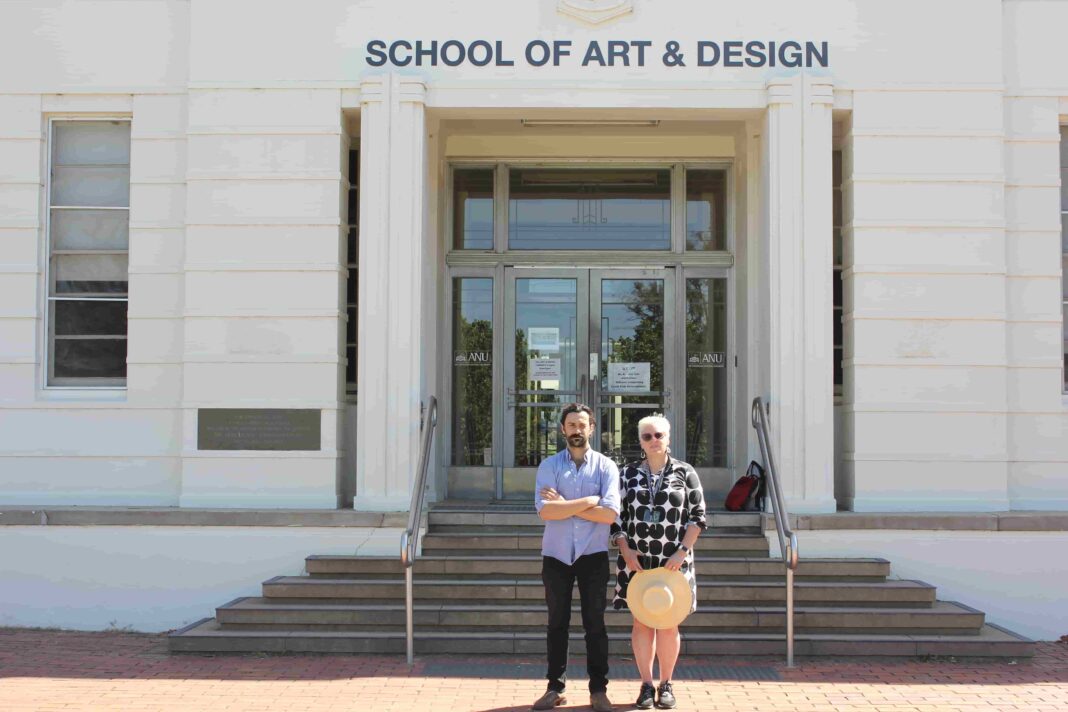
left=342, top=111, right=756, bottom=138
left=437, top=117, right=749, bottom=135
left=429, top=107, right=762, bottom=122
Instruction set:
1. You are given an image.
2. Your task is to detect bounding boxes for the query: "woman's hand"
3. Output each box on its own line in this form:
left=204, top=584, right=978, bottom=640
left=663, top=549, right=687, bottom=572
left=619, top=541, right=644, bottom=572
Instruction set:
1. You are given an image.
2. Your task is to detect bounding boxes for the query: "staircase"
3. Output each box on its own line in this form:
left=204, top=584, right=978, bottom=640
left=169, top=504, right=1034, bottom=657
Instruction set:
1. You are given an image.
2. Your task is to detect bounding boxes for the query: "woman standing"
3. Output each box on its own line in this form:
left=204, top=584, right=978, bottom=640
left=610, top=414, right=707, bottom=710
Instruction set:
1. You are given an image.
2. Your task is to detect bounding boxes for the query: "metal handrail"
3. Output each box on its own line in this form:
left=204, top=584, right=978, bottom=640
left=751, top=396, right=799, bottom=667
left=400, top=395, right=438, bottom=667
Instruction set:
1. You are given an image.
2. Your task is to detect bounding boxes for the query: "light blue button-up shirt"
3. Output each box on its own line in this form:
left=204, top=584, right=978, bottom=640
left=534, top=448, right=622, bottom=566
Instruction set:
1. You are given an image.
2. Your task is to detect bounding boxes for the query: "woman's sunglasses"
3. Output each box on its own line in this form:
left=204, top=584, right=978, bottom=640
left=640, top=432, right=667, bottom=442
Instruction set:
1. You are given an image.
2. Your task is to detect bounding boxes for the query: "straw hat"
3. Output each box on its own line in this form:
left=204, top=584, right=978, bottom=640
left=627, top=567, right=693, bottom=630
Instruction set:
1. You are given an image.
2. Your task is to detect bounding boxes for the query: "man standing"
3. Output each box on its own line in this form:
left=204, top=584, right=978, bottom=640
left=532, top=403, right=620, bottom=712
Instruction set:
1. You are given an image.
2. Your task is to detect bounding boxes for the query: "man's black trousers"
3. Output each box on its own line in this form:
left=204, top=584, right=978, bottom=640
left=542, top=552, right=610, bottom=693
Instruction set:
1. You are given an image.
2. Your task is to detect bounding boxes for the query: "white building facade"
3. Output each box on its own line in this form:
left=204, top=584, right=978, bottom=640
left=1, top=0, right=1067, bottom=637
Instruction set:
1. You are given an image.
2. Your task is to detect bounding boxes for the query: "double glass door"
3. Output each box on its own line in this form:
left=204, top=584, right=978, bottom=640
left=447, top=267, right=731, bottom=502
left=503, top=268, right=674, bottom=499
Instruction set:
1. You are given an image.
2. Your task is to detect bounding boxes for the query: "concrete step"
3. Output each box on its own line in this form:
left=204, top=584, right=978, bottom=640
left=261, top=576, right=938, bottom=607
left=305, top=555, right=891, bottom=582
left=169, top=618, right=1033, bottom=657
left=419, top=532, right=770, bottom=557
left=427, top=510, right=763, bottom=534
left=215, top=598, right=983, bottom=635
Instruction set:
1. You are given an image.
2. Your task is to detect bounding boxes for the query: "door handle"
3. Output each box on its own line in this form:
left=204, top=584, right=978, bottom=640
left=588, top=352, right=599, bottom=405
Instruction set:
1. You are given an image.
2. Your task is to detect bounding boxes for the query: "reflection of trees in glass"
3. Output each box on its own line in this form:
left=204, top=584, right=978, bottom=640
left=685, top=279, right=727, bottom=467
left=452, top=314, right=492, bottom=466
left=602, top=281, right=663, bottom=465
left=610, top=281, right=664, bottom=389
left=513, top=329, right=565, bottom=466
left=453, top=317, right=492, bottom=464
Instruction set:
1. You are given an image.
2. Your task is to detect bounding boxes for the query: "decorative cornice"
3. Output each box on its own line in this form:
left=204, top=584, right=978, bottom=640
left=557, top=0, right=633, bottom=25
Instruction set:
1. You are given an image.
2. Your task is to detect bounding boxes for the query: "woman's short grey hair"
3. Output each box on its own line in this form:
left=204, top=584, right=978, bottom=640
left=637, top=413, right=671, bottom=434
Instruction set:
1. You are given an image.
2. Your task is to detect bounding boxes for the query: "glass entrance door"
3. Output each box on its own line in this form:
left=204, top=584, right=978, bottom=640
left=502, top=268, right=674, bottom=499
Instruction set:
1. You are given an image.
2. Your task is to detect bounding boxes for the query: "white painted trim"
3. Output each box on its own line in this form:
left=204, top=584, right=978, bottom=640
left=0, top=492, right=178, bottom=507
left=352, top=495, right=412, bottom=512
left=178, top=493, right=341, bottom=509
left=782, top=497, right=838, bottom=514
left=1008, top=498, right=1068, bottom=511
left=849, top=498, right=1013, bottom=513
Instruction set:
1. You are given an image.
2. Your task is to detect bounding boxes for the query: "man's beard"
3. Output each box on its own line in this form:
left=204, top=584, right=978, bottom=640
left=566, top=434, right=587, bottom=448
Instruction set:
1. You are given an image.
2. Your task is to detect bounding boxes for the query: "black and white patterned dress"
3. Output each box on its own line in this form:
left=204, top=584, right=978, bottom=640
left=610, top=457, right=708, bottom=613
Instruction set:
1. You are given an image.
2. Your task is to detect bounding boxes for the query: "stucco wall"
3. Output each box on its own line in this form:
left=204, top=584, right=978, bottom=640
left=0, top=525, right=402, bottom=632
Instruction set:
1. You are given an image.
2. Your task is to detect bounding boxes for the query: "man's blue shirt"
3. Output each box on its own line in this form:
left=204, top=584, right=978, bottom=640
left=534, top=448, right=621, bottom=565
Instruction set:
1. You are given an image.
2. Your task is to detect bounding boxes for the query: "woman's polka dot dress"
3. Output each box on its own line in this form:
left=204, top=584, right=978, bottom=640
left=610, top=457, right=708, bottom=613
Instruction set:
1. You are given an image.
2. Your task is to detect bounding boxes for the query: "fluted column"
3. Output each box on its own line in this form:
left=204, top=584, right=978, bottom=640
left=763, top=74, right=836, bottom=513
left=354, top=75, right=428, bottom=511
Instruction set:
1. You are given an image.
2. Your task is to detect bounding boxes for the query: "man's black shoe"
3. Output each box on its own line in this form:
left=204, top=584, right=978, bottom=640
left=635, top=682, right=656, bottom=710
left=656, top=681, right=676, bottom=709
left=532, top=689, right=566, bottom=710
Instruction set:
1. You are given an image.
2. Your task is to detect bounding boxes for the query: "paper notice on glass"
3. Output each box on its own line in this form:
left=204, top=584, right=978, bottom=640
left=529, top=358, right=562, bottom=383
left=527, top=327, right=560, bottom=352
left=607, top=362, right=650, bottom=391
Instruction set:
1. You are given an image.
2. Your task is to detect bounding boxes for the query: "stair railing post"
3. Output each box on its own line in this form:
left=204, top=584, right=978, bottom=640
left=401, top=395, right=438, bottom=668
left=751, top=397, right=798, bottom=668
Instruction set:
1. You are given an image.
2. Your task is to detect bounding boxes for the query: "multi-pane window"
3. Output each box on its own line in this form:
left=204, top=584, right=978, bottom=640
left=832, top=150, right=844, bottom=395
left=346, top=147, right=359, bottom=396
left=508, top=168, right=671, bottom=250
left=1061, top=128, right=1068, bottom=391
left=47, top=120, right=130, bottom=386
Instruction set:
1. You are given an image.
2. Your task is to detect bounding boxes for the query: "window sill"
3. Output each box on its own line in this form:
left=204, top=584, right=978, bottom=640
left=39, top=386, right=127, bottom=403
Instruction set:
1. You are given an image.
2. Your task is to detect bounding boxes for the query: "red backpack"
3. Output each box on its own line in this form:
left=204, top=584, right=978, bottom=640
left=724, top=461, right=766, bottom=512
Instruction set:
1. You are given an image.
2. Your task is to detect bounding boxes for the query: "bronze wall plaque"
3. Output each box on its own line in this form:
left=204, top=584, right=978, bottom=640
left=197, top=409, right=321, bottom=451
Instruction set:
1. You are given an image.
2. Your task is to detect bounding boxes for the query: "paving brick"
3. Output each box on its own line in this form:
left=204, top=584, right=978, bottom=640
left=2, top=628, right=1065, bottom=712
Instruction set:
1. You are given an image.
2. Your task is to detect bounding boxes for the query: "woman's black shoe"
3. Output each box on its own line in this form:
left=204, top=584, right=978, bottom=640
left=635, top=682, right=656, bottom=709
left=656, top=681, right=676, bottom=709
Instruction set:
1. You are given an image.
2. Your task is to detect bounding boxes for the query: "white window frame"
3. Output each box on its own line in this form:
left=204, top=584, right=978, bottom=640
left=1062, top=126, right=1068, bottom=396
left=42, top=116, right=131, bottom=391
left=345, top=142, right=359, bottom=400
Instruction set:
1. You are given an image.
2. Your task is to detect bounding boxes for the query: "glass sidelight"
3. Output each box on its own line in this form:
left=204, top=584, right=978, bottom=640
left=684, top=277, right=729, bottom=468
left=450, top=278, right=494, bottom=466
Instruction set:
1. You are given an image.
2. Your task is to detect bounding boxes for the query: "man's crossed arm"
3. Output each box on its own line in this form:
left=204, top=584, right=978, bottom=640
left=538, top=487, right=618, bottom=524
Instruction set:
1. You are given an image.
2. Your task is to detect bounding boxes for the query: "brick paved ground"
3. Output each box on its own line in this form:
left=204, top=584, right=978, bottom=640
left=2, top=628, right=1067, bottom=711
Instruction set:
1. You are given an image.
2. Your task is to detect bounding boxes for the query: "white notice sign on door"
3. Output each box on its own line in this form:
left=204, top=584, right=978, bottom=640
left=527, top=327, right=560, bottom=352
left=529, top=358, right=562, bottom=383
left=607, top=362, right=650, bottom=391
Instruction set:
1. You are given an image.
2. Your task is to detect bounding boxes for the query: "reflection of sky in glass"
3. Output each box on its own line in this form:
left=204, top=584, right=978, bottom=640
left=516, top=279, right=577, bottom=391
left=600, top=280, right=663, bottom=392
left=509, top=169, right=670, bottom=250
left=685, top=169, right=726, bottom=251
left=464, top=200, right=493, bottom=248
left=459, top=279, right=493, bottom=323
left=454, top=169, right=494, bottom=249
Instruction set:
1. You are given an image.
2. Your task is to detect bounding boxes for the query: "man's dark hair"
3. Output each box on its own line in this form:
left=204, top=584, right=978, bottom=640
left=560, top=402, right=594, bottom=425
